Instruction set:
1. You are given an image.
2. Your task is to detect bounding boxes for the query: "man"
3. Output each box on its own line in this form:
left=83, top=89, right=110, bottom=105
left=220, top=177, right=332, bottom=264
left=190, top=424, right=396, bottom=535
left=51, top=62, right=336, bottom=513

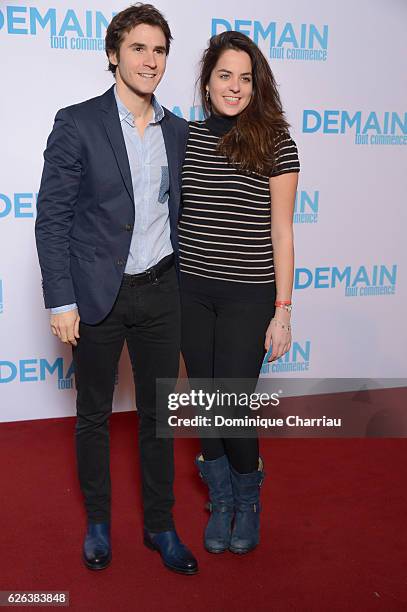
left=35, top=3, right=197, bottom=575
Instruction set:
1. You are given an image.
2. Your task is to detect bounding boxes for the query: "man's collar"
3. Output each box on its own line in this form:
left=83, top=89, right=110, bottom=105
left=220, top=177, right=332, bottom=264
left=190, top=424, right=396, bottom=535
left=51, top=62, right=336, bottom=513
left=114, top=85, right=164, bottom=126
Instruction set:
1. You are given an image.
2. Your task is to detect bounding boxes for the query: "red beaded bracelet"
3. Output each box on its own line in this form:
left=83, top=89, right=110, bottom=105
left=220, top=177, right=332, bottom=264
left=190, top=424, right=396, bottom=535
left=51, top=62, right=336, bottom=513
left=275, top=301, right=292, bottom=313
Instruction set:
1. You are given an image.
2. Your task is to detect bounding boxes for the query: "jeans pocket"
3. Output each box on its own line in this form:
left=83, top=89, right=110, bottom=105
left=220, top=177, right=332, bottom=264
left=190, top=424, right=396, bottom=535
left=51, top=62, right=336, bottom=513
left=157, top=266, right=178, bottom=294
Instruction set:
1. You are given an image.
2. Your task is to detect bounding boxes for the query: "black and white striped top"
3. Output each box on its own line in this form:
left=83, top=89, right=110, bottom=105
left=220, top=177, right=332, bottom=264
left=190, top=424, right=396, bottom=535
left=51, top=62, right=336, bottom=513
left=179, top=119, right=300, bottom=285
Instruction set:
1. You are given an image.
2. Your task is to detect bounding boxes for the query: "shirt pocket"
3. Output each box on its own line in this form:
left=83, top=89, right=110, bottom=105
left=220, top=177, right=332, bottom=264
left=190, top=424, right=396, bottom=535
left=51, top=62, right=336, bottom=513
left=158, top=165, right=170, bottom=204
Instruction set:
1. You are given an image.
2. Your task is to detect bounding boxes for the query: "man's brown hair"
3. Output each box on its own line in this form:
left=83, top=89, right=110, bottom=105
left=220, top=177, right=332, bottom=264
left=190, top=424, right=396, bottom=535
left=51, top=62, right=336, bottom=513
left=105, top=3, right=172, bottom=75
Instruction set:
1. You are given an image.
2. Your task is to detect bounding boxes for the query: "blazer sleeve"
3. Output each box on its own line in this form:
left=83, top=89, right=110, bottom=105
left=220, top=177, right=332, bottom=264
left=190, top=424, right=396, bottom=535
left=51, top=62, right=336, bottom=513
left=35, top=108, right=82, bottom=308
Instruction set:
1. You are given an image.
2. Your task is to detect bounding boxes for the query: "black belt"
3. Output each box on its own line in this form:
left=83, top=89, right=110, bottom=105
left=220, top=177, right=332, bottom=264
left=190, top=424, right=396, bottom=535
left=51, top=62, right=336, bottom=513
left=122, top=254, right=174, bottom=287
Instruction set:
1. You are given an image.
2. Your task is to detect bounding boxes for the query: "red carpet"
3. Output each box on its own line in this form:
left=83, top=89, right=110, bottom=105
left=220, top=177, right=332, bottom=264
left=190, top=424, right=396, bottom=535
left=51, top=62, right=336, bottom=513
left=1, top=409, right=407, bottom=611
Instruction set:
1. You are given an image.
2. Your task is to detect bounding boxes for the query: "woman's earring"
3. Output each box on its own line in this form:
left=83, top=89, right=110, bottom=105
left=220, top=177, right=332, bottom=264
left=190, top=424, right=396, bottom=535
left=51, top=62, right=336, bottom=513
left=205, top=89, right=210, bottom=102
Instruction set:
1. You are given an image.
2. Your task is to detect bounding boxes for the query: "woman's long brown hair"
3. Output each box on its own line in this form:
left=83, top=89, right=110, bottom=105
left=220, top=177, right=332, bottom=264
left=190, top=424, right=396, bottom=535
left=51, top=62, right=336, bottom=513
left=199, top=31, right=290, bottom=175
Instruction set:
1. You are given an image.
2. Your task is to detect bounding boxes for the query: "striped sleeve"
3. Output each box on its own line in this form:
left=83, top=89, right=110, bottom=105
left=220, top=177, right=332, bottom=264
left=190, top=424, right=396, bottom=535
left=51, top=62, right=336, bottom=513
left=270, top=132, right=300, bottom=177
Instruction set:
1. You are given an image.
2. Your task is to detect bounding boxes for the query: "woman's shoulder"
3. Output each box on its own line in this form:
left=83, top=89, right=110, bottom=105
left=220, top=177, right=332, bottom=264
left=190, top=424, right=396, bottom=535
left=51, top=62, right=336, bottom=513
left=270, top=131, right=300, bottom=177
left=273, top=130, right=299, bottom=153
left=186, top=120, right=219, bottom=142
left=274, top=130, right=296, bottom=147
left=188, top=120, right=208, bottom=130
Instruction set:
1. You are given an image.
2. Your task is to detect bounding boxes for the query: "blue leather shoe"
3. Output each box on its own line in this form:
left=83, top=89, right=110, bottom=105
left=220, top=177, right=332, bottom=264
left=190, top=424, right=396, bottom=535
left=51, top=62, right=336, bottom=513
left=83, top=522, right=111, bottom=570
left=143, top=529, right=198, bottom=575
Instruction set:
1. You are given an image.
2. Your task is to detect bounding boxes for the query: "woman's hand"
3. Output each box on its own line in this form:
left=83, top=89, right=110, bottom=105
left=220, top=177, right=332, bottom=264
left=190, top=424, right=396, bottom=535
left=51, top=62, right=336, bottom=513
left=264, top=309, right=291, bottom=362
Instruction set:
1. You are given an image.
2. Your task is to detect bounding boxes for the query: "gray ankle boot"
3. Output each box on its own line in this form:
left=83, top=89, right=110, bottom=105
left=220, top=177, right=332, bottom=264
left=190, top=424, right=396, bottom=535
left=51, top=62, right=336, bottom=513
left=195, top=454, right=234, bottom=553
left=229, top=458, right=265, bottom=554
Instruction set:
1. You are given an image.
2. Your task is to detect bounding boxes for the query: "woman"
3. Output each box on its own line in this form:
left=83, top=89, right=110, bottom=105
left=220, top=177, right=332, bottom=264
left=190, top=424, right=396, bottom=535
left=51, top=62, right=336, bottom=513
left=179, top=31, right=300, bottom=554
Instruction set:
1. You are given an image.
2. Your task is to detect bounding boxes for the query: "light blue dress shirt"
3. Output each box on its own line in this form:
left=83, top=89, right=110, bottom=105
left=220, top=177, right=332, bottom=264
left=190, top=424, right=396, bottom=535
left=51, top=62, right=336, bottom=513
left=51, top=87, right=173, bottom=314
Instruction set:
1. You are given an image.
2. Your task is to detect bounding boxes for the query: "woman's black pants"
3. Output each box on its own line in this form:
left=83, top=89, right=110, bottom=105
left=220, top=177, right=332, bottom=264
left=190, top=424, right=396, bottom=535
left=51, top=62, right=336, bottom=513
left=180, top=276, right=275, bottom=474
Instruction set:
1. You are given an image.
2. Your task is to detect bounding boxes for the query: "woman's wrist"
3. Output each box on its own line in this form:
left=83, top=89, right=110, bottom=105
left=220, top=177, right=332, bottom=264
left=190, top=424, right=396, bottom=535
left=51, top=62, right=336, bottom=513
left=274, top=306, right=291, bottom=321
left=275, top=299, right=292, bottom=312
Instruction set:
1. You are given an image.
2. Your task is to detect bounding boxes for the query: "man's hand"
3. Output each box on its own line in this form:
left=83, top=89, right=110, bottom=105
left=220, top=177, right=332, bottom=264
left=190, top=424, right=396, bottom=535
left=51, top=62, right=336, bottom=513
left=50, top=309, right=80, bottom=346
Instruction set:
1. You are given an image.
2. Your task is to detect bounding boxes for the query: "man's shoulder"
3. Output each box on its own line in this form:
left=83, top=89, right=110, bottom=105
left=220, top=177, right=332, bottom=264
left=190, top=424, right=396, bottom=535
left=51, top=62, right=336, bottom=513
left=162, top=107, right=188, bottom=127
left=162, top=107, right=188, bottom=139
left=56, top=86, right=114, bottom=119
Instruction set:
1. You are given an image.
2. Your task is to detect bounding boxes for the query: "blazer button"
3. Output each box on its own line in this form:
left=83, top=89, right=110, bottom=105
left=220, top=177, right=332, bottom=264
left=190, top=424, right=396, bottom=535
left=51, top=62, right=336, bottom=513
left=125, top=224, right=133, bottom=231
left=117, top=259, right=124, bottom=266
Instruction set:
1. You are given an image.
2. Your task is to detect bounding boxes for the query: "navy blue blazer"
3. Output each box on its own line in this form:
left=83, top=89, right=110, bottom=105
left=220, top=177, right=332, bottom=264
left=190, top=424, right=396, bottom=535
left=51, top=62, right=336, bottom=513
left=35, top=85, right=188, bottom=324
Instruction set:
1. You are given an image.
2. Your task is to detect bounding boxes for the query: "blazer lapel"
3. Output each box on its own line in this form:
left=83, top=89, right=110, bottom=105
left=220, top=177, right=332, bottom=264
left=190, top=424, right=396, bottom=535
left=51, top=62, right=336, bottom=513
left=99, top=86, right=134, bottom=204
left=161, top=111, right=180, bottom=205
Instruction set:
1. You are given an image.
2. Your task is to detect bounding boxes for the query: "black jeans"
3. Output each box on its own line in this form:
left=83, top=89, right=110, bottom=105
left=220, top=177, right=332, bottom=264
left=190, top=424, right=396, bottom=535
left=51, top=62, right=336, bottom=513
left=73, top=261, right=180, bottom=532
left=180, top=274, right=276, bottom=473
